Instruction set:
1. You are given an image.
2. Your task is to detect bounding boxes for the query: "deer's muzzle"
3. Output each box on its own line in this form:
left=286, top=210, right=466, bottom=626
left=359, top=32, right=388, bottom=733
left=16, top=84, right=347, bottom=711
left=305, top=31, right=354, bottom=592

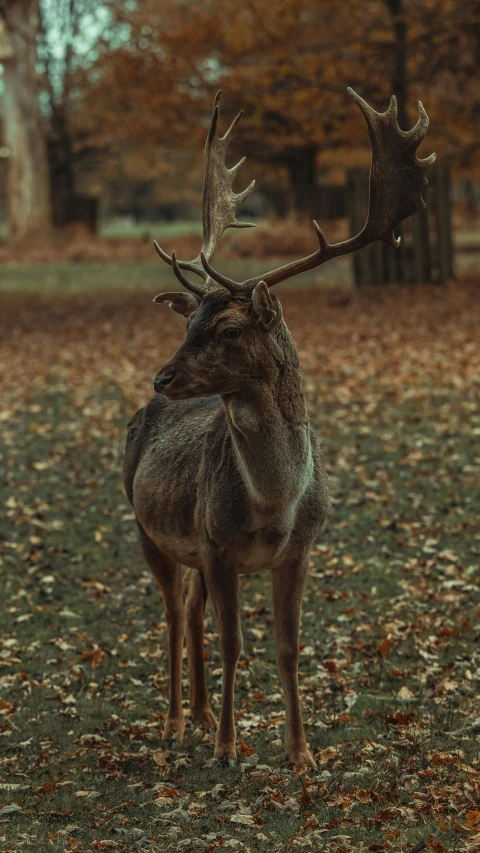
left=153, top=370, right=175, bottom=393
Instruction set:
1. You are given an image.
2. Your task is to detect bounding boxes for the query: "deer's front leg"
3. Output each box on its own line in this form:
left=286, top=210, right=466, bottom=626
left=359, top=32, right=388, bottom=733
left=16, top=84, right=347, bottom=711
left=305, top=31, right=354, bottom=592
left=271, top=556, right=315, bottom=769
left=139, top=528, right=186, bottom=742
left=204, top=558, right=242, bottom=764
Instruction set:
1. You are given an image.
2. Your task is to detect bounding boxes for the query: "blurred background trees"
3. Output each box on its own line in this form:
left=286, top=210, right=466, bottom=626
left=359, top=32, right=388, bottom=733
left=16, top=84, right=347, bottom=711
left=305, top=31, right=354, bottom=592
left=0, top=0, right=478, bottom=271
left=0, top=0, right=50, bottom=240
left=37, top=0, right=112, bottom=233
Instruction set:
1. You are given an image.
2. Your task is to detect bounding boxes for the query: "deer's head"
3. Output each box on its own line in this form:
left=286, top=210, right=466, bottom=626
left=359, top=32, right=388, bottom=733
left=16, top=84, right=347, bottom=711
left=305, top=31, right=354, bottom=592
left=153, top=90, right=434, bottom=400
left=153, top=284, right=282, bottom=399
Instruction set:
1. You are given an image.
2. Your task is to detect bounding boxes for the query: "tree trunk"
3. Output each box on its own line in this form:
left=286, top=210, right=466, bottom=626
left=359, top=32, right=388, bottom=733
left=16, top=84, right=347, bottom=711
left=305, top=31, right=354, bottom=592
left=386, top=0, right=434, bottom=283
left=385, top=0, right=407, bottom=281
left=48, top=133, right=75, bottom=227
left=0, top=0, right=51, bottom=240
left=263, top=185, right=290, bottom=219
left=284, top=147, right=317, bottom=218
left=386, top=0, right=408, bottom=128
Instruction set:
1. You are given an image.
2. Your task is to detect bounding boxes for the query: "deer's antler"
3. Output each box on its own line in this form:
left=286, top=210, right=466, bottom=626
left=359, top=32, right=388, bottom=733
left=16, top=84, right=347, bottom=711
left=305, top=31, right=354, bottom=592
left=203, top=88, right=436, bottom=294
left=154, top=91, right=255, bottom=297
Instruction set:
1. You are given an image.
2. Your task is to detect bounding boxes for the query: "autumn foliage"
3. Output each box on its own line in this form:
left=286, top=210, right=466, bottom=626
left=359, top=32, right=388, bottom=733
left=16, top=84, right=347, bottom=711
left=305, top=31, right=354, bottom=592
left=73, top=0, right=480, bottom=209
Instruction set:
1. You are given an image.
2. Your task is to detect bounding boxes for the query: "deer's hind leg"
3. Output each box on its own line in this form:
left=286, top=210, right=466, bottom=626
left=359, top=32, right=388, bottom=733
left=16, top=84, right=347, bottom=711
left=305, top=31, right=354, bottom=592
left=271, top=554, right=316, bottom=769
left=138, top=527, right=186, bottom=741
left=183, top=569, right=217, bottom=731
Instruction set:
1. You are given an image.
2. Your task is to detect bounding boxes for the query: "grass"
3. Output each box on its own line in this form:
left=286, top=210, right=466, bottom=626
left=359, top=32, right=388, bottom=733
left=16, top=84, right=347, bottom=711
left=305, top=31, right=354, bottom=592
left=0, top=272, right=479, bottom=853
left=0, top=256, right=350, bottom=294
left=100, top=219, right=206, bottom=239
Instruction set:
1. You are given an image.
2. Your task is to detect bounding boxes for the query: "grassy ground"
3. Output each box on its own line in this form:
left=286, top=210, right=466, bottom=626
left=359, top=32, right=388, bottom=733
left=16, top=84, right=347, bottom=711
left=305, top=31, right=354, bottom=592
left=0, top=271, right=479, bottom=853
left=0, top=257, right=351, bottom=294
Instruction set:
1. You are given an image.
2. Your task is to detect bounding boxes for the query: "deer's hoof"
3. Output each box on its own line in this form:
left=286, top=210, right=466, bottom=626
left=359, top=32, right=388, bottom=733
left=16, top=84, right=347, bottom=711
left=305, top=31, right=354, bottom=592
left=162, top=716, right=185, bottom=743
left=215, top=754, right=237, bottom=769
left=214, top=740, right=237, bottom=766
left=192, top=707, right=217, bottom=732
left=285, top=744, right=316, bottom=770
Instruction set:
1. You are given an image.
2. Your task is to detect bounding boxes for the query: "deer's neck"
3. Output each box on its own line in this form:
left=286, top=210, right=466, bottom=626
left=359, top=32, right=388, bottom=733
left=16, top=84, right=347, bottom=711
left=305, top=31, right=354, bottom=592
left=222, top=330, right=312, bottom=517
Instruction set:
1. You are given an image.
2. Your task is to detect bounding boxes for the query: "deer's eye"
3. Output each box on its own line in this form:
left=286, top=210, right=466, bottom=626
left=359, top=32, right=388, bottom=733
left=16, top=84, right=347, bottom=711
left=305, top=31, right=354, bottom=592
left=223, top=327, right=241, bottom=340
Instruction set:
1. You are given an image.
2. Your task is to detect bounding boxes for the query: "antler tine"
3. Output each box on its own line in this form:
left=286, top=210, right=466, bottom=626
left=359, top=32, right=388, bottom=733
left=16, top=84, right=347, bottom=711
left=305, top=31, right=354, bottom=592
left=171, top=251, right=207, bottom=297
left=207, top=92, right=221, bottom=145
left=207, top=86, right=435, bottom=292
left=313, top=220, right=330, bottom=252
left=229, top=155, right=246, bottom=176
left=200, top=252, right=240, bottom=295
left=405, top=101, right=433, bottom=149
left=153, top=241, right=209, bottom=288
left=233, top=180, right=256, bottom=224
left=153, top=240, right=173, bottom=265
left=221, top=109, right=243, bottom=146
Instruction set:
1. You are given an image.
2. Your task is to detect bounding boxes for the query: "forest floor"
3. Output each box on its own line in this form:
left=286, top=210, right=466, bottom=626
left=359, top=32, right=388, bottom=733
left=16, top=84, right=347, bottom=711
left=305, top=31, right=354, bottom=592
left=1, top=273, right=479, bottom=853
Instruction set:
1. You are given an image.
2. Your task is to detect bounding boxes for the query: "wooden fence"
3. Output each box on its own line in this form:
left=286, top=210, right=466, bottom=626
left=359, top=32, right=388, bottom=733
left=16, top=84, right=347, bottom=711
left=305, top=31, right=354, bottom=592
left=346, top=162, right=454, bottom=286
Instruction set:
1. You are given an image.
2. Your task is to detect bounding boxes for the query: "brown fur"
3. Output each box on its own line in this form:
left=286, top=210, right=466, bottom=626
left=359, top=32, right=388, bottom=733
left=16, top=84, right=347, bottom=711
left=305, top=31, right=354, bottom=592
left=124, top=287, right=329, bottom=767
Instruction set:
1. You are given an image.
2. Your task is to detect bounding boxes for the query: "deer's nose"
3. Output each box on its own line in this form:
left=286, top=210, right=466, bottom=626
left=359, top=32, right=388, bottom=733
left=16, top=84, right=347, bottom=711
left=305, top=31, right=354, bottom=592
left=153, top=370, right=175, bottom=392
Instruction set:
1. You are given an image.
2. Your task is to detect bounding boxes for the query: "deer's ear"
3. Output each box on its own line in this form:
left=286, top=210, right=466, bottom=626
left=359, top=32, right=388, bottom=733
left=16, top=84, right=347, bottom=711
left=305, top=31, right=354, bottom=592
left=252, top=281, right=276, bottom=328
left=153, top=292, right=200, bottom=318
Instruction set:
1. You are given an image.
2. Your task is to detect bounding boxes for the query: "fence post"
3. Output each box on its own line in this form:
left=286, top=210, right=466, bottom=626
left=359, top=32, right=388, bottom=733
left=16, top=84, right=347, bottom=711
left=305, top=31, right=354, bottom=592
left=434, top=163, right=454, bottom=283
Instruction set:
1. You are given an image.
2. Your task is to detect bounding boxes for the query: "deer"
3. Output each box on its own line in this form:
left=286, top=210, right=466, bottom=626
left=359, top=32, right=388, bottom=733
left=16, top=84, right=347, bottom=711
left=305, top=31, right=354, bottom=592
left=123, top=88, right=434, bottom=768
